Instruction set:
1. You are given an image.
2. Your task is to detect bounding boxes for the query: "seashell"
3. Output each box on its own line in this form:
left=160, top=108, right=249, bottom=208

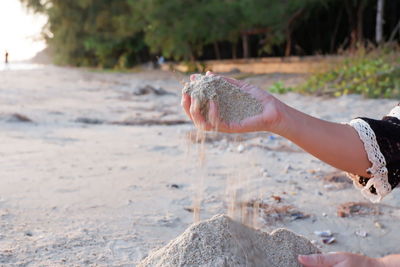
left=322, top=237, right=336, bottom=244
left=314, top=230, right=333, bottom=238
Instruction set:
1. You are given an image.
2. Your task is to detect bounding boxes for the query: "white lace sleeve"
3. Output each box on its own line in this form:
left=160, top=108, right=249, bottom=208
left=387, top=105, right=400, bottom=119
left=346, top=118, right=391, bottom=203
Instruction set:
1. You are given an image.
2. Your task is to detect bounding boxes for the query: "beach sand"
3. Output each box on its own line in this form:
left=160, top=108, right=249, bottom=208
left=0, top=65, right=399, bottom=265
left=138, top=214, right=320, bottom=267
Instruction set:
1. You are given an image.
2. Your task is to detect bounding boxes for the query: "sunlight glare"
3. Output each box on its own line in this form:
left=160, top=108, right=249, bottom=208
left=0, top=0, right=47, bottom=62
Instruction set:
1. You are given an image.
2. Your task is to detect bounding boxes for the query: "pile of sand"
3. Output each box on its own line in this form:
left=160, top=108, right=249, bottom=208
left=182, top=75, right=264, bottom=124
left=138, top=215, right=320, bottom=267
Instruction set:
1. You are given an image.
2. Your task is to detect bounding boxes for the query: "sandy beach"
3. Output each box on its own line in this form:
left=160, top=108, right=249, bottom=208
left=1, top=65, right=400, bottom=266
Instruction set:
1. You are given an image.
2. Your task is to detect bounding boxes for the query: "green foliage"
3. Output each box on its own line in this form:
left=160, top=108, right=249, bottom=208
left=20, top=0, right=400, bottom=69
left=135, top=0, right=207, bottom=61
left=21, top=0, right=148, bottom=68
left=269, top=81, right=293, bottom=94
left=20, top=0, right=333, bottom=67
left=297, top=47, right=400, bottom=98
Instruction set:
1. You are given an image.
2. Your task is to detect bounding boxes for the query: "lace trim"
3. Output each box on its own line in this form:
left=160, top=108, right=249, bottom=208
left=387, top=105, right=400, bottom=120
left=347, top=119, right=391, bottom=203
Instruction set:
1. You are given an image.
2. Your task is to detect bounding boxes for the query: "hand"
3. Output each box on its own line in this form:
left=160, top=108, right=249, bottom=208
left=298, top=252, right=381, bottom=267
left=181, top=72, right=284, bottom=133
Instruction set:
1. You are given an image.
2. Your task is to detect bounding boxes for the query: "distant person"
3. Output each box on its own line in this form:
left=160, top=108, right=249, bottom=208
left=5, top=51, right=9, bottom=64
left=158, top=56, right=165, bottom=65
left=182, top=71, right=400, bottom=267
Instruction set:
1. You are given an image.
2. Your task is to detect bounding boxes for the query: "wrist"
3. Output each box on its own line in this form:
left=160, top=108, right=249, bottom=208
left=264, top=99, right=293, bottom=137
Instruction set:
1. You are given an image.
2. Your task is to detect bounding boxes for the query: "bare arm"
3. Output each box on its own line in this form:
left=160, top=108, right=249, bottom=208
left=274, top=101, right=371, bottom=177
left=183, top=73, right=399, bottom=267
left=182, top=73, right=371, bottom=177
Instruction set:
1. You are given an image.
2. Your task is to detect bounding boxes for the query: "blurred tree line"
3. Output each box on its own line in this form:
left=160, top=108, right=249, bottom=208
left=21, top=0, right=400, bottom=68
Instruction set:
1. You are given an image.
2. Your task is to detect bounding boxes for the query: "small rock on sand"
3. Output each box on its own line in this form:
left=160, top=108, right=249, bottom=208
left=138, top=214, right=320, bottom=267
left=133, top=85, right=171, bottom=96
left=8, top=113, right=33, bottom=123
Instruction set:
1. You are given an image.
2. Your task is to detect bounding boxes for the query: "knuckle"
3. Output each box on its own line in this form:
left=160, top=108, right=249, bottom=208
left=189, top=105, right=196, bottom=114
left=316, top=255, right=325, bottom=265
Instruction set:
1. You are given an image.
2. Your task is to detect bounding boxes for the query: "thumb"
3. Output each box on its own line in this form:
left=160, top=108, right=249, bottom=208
left=298, top=253, right=345, bottom=267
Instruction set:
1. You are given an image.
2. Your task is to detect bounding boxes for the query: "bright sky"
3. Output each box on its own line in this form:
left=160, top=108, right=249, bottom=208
left=0, top=0, right=47, bottom=61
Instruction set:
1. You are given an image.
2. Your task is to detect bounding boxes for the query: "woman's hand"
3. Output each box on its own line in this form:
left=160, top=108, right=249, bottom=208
left=182, top=72, right=371, bottom=177
left=181, top=72, right=284, bottom=133
left=298, top=252, right=383, bottom=267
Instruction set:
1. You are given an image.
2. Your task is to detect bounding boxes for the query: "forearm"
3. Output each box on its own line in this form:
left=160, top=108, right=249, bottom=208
left=272, top=102, right=371, bottom=177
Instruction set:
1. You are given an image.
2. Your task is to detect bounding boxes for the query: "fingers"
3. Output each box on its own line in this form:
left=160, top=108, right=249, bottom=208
left=208, top=101, right=220, bottom=128
left=188, top=98, right=226, bottom=132
left=190, top=98, right=207, bottom=129
left=190, top=72, right=214, bottom=83
left=190, top=74, right=202, bottom=81
left=183, top=92, right=215, bottom=131
left=185, top=71, right=255, bottom=133
left=298, top=253, right=346, bottom=267
left=181, top=93, right=192, bottom=120
left=189, top=97, right=258, bottom=133
left=206, top=71, right=215, bottom=76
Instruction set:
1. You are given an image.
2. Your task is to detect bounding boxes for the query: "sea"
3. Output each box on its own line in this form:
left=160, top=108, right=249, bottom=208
left=0, top=62, right=44, bottom=71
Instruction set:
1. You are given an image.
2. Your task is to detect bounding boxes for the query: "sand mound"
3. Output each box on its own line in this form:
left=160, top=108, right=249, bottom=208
left=138, top=214, right=320, bottom=267
left=182, top=75, right=264, bottom=124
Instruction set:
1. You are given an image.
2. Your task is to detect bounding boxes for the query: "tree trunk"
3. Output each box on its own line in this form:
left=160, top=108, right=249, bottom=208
left=330, top=8, right=343, bottom=53
left=213, top=42, right=221, bottom=60
left=284, top=8, right=304, bottom=57
left=242, top=34, right=250, bottom=58
left=344, top=0, right=365, bottom=51
left=344, top=0, right=356, bottom=50
left=376, top=0, right=384, bottom=43
left=232, top=42, right=237, bottom=59
left=356, top=1, right=365, bottom=42
left=285, top=31, right=292, bottom=57
left=189, top=48, right=196, bottom=62
left=389, top=18, right=400, bottom=41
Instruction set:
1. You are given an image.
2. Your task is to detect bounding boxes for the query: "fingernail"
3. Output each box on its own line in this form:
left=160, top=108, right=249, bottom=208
left=191, top=74, right=202, bottom=81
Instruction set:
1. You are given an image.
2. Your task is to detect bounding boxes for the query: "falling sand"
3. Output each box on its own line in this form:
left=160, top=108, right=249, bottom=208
left=138, top=214, right=320, bottom=267
left=176, top=75, right=319, bottom=266
left=183, top=74, right=265, bottom=233
left=183, top=74, right=264, bottom=124
left=183, top=74, right=265, bottom=222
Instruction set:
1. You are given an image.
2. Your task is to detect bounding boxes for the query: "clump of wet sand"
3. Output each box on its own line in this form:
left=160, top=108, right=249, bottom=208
left=138, top=214, right=320, bottom=267
left=183, top=75, right=264, bottom=124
